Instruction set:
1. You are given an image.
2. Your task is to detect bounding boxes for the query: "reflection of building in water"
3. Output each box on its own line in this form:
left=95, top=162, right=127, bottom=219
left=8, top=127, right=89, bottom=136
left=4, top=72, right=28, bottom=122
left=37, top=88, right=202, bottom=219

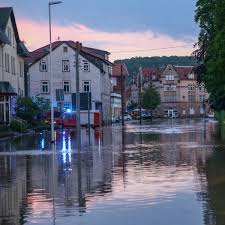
left=0, top=156, right=27, bottom=225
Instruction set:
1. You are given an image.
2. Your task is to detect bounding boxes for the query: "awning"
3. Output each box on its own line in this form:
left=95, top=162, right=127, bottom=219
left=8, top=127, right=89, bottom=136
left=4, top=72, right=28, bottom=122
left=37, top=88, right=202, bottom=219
left=0, top=82, right=17, bottom=96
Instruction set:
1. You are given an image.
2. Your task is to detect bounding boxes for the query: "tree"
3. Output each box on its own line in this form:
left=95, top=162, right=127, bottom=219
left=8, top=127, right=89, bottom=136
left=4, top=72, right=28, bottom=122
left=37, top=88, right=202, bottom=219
left=127, top=101, right=137, bottom=111
left=16, top=97, right=40, bottom=123
left=16, top=96, right=50, bottom=124
left=194, top=0, right=225, bottom=111
left=142, top=86, right=160, bottom=111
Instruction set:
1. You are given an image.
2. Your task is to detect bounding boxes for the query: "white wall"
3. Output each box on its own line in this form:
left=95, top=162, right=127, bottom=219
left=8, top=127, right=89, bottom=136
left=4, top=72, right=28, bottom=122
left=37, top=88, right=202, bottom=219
left=28, top=43, right=112, bottom=122
left=0, top=17, right=25, bottom=96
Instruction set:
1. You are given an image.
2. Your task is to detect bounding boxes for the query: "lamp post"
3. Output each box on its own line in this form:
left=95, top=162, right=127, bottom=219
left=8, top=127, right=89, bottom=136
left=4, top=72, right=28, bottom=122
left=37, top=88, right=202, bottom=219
left=49, top=1, right=62, bottom=143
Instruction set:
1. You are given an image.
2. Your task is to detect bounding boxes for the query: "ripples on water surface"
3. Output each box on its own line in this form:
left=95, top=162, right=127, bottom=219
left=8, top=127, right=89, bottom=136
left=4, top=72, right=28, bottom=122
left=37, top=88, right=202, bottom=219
left=0, top=119, right=225, bottom=225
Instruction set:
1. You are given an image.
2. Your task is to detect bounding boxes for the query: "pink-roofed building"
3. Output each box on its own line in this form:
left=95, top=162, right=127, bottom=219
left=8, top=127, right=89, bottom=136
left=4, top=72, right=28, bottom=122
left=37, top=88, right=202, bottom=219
left=128, top=64, right=209, bottom=118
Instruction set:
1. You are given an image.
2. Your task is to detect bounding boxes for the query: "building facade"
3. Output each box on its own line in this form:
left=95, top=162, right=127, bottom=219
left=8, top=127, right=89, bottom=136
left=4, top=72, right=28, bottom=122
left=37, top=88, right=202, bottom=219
left=26, top=41, right=113, bottom=124
left=111, top=63, right=128, bottom=118
left=127, top=64, right=209, bottom=118
left=0, top=7, right=27, bottom=123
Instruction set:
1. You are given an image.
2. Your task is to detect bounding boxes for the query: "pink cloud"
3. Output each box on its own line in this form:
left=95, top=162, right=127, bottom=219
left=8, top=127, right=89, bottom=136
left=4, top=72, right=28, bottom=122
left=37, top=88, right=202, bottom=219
left=17, top=18, right=195, bottom=61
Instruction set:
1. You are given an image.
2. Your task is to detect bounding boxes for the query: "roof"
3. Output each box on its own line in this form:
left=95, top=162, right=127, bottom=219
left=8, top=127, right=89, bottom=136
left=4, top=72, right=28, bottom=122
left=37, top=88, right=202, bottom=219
left=0, top=82, right=16, bottom=96
left=142, top=67, right=163, bottom=81
left=174, top=66, right=194, bottom=80
left=0, top=7, right=29, bottom=56
left=112, top=63, right=129, bottom=77
left=141, top=65, right=194, bottom=81
left=0, top=7, right=12, bottom=31
left=26, top=41, right=113, bottom=70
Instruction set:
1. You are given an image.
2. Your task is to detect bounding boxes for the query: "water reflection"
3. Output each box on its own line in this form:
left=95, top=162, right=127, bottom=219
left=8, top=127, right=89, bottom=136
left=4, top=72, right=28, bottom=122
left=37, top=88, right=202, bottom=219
left=0, top=120, right=224, bottom=225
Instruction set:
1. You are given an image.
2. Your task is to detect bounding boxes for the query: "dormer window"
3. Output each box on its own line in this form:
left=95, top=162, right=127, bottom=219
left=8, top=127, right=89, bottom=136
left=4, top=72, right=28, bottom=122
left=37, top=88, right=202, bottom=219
left=40, top=61, right=48, bottom=72
left=188, top=73, right=195, bottom=79
left=166, top=75, right=175, bottom=81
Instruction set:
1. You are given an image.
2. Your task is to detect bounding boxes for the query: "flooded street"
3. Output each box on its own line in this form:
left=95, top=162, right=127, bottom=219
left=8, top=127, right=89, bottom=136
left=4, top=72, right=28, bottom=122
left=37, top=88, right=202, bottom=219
left=0, top=119, right=225, bottom=225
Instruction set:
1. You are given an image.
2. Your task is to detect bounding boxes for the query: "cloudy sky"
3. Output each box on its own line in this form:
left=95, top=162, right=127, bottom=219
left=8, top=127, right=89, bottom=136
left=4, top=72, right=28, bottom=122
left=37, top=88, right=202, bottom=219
left=0, top=0, right=198, bottom=60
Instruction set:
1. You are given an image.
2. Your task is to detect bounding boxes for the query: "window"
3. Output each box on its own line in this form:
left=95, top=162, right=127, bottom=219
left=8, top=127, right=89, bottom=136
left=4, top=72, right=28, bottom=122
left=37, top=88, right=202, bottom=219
left=164, top=85, right=176, bottom=91
left=164, top=95, right=176, bottom=102
left=63, top=81, right=71, bottom=93
left=190, top=107, right=195, bottom=115
left=83, top=81, right=91, bottom=92
left=200, top=95, right=206, bottom=102
left=165, top=75, right=175, bottom=81
left=83, top=60, right=90, bottom=72
left=199, top=83, right=205, bottom=91
left=7, top=27, right=12, bottom=44
left=19, top=61, right=24, bottom=77
left=188, top=84, right=195, bottom=90
left=62, top=60, right=70, bottom=72
left=11, top=56, right=15, bottom=74
left=40, top=61, right=48, bottom=72
left=111, top=77, right=117, bottom=86
left=41, top=81, right=49, bottom=93
left=13, top=36, right=16, bottom=48
left=188, top=95, right=195, bottom=102
left=188, top=73, right=195, bottom=79
left=63, top=46, right=68, bottom=53
left=64, top=102, right=72, bottom=111
left=5, top=53, right=10, bottom=72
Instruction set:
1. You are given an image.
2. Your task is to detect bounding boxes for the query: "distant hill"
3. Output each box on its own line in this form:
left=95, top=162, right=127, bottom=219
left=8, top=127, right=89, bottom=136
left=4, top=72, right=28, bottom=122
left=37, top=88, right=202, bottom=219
left=114, top=56, right=197, bottom=79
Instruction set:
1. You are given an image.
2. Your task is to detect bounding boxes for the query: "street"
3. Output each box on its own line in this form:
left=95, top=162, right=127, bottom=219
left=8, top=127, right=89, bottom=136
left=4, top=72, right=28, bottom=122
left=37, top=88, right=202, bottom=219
left=0, top=119, right=224, bottom=225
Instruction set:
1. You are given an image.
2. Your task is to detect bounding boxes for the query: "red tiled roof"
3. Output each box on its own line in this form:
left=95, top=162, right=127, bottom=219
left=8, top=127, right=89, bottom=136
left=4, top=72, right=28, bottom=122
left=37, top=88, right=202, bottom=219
left=25, top=41, right=113, bottom=66
left=174, top=66, right=194, bottom=80
left=141, top=66, right=194, bottom=81
left=112, top=63, right=129, bottom=77
left=142, top=67, right=163, bottom=81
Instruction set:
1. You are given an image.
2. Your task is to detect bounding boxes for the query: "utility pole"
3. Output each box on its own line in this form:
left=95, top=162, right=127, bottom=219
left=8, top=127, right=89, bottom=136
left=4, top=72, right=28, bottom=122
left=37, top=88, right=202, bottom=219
left=76, top=41, right=82, bottom=149
left=48, top=1, right=62, bottom=143
left=138, top=67, right=142, bottom=125
left=121, top=64, right=125, bottom=126
left=87, top=90, right=91, bottom=145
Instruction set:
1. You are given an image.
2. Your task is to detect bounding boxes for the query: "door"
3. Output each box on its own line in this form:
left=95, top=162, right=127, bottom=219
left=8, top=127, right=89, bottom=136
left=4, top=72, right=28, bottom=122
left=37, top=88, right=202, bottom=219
left=0, top=103, right=4, bottom=123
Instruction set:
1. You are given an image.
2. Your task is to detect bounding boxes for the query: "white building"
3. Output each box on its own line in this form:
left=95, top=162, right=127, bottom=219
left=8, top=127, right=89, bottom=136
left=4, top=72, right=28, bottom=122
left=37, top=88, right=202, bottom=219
left=111, top=93, right=122, bottom=120
left=26, top=41, right=113, bottom=124
left=0, top=7, right=27, bottom=123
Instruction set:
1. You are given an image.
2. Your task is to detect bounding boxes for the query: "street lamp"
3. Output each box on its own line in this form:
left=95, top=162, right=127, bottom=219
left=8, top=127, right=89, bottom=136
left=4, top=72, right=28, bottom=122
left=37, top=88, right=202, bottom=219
left=49, top=1, right=62, bottom=143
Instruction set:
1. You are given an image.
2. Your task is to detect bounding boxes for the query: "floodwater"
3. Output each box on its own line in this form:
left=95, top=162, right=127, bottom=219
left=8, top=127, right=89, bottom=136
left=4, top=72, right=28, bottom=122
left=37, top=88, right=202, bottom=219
left=0, top=119, right=225, bottom=225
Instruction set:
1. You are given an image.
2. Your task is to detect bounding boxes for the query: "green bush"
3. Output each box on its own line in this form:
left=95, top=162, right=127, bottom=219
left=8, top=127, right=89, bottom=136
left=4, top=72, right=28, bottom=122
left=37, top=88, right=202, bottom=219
left=0, top=125, right=10, bottom=132
left=10, top=120, right=28, bottom=133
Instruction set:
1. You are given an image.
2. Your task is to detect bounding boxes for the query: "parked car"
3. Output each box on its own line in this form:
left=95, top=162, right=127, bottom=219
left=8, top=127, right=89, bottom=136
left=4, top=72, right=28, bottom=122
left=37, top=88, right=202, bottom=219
left=120, top=114, right=132, bottom=121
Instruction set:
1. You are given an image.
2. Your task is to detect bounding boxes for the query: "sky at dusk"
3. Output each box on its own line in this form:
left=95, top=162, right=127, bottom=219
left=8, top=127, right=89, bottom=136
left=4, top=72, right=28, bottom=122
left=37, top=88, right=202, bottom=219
left=0, top=0, right=198, bottom=60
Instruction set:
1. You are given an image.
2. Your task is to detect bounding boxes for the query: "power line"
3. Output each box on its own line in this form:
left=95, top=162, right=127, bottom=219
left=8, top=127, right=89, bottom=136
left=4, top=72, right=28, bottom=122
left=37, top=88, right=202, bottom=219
left=110, top=44, right=194, bottom=54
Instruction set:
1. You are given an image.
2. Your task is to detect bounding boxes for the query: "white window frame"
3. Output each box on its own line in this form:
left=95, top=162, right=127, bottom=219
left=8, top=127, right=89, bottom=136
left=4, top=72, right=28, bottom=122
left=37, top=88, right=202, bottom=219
left=19, top=61, right=24, bottom=77
left=5, top=53, right=10, bottom=73
left=62, top=60, right=70, bottom=72
left=63, top=81, right=71, bottom=93
left=11, top=56, right=15, bottom=74
left=188, top=73, right=195, bottom=79
left=188, top=84, right=195, bottom=91
left=82, top=80, right=91, bottom=92
left=166, top=75, right=175, bottom=81
left=83, top=60, right=90, bottom=72
left=40, top=61, right=48, bottom=72
left=41, top=81, right=50, bottom=93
